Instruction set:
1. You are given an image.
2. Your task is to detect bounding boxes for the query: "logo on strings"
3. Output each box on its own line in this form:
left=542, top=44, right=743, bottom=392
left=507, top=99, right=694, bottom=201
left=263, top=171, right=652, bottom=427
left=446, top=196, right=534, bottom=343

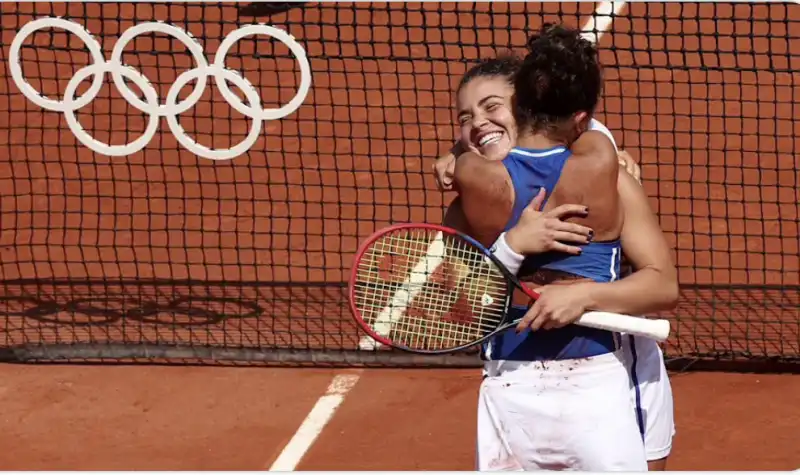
left=8, top=17, right=312, bottom=160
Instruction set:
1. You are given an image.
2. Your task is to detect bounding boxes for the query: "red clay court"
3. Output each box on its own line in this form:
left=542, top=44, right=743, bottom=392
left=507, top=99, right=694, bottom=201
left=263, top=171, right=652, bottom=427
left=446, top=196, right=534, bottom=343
left=0, top=1, right=798, bottom=471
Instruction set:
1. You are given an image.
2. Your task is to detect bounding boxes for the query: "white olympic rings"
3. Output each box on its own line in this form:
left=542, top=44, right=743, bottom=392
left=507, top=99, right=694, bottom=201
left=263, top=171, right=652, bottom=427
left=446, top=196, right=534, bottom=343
left=8, top=17, right=312, bottom=160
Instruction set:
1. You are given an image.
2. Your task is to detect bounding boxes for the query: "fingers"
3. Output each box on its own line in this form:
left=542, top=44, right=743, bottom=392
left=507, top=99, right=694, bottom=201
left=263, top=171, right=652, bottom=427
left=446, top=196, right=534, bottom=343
left=542, top=307, right=581, bottom=330
left=531, top=187, right=547, bottom=211
left=516, top=301, right=545, bottom=333
left=433, top=169, right=453, bottom=191
left=517, top=302, right=539, bottom=333
left=516, top=287, right=551, bottom=333
left=550, top=229, right=591, bottom=245
left=439, top=172, right=454, bottom=190
left=542, top=316, right=561, bottom=330
left=618, top=150, right=642, bottom=184
left=433, top=153, right=456, bottom=191
left=511, top=202, right=593, bottom=255
left=544, top=203, right=589, bottom=220
left=617, top=149, right=633, bottom=170
left=551, top=220, right=593, bottom=239
left=631, top=162, right=642, bottom=183
left=547, top=241, right=584, bottom=255
left=516, top=301, right=571, bottom=333
left=434, top=173, right=452, bottom=191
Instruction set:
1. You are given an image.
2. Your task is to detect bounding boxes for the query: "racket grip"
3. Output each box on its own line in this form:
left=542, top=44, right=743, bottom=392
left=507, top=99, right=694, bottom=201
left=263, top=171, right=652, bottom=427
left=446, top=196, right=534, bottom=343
left=575, top=311, right=671, bottom=342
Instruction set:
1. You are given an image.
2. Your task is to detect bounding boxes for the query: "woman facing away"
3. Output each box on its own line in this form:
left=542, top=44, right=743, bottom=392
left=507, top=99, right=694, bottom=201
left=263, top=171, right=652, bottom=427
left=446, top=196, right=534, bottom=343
left=434, top=25, right=677, bottom=471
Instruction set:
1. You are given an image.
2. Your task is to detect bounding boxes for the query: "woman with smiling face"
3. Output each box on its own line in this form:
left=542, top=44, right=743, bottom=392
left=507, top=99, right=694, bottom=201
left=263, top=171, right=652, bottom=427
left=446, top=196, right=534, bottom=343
left=434, top=53, right=677, bottom=471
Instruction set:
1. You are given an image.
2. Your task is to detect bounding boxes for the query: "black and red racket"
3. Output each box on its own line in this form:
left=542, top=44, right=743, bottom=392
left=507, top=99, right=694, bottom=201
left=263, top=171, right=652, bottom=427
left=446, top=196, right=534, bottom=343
left=348, top=223, right=671, bottom=354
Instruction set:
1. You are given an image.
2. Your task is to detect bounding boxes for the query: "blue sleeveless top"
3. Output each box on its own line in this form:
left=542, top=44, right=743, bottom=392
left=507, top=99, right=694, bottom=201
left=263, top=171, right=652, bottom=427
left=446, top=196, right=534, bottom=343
left=481, top=146, right=622, bottom=361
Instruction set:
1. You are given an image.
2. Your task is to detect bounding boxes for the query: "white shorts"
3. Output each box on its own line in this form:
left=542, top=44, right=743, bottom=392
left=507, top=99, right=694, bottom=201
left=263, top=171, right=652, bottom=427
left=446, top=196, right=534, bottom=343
left=622, top=334, right=676, bottom=461
left=476, top=350, right=648, bottom=471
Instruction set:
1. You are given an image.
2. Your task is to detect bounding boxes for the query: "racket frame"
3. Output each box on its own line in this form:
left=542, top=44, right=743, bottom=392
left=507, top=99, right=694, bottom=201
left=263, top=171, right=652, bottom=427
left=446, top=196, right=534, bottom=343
left=348, top=223, right=521, bottom=353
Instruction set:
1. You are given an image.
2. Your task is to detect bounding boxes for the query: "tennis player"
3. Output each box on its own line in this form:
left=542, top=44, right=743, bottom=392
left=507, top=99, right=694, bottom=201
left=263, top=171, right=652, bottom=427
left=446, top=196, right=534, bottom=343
left=433, top=55, right=677, bottom=471
left=440, top=25, right=678, bottom=470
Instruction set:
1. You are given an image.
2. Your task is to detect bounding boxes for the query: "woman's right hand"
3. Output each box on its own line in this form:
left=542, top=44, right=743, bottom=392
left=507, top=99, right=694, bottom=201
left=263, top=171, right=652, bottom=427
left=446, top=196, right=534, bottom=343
left=433, top=152, right=456, bottom=191
left=617, top=149, right=642, bottom=184
left=504, top=188, right=594, bottom=255
left=432, top=141, right=467, bottom=191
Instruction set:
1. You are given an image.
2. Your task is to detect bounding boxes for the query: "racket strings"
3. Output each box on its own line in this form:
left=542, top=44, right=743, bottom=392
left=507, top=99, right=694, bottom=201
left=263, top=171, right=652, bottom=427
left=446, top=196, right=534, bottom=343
left=353, top=228, right=508, bottom=351
left=356, top=230, right=474, bottom=340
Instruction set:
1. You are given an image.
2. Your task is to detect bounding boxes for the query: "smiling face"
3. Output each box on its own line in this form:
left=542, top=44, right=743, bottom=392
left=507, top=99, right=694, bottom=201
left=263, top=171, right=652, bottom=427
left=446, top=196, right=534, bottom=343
left=456, top=75, right=517, bottom=161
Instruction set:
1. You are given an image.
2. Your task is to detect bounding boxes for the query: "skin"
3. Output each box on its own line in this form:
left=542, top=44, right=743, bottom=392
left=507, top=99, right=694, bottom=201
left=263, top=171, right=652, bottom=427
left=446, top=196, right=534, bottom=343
left=437, top=76, right=677, bottom=470
left=440, top=74, right=677, bottom=321
left=453, top=83, right=623, bottom=248
left=456, top=76, right=517, bottom=162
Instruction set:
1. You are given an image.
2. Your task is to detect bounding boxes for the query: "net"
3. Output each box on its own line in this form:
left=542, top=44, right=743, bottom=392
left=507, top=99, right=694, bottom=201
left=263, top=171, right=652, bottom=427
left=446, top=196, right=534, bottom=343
left=0, top=2, right=798, bottom=368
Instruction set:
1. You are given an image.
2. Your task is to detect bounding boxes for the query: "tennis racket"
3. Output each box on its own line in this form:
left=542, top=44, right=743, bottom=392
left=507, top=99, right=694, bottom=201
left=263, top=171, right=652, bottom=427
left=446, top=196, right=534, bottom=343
left=348, top=223, right=671, bottom=354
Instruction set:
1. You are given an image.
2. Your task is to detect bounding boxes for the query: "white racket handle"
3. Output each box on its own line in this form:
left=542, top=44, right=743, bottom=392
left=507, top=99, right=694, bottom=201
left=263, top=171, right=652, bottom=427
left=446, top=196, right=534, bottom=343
left=576, top=311, right=671, bottom=342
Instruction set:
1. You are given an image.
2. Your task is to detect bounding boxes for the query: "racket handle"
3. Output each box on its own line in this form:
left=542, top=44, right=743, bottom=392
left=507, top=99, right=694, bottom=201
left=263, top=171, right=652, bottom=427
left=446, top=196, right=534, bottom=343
left=576, top=311, right=671, bottom=342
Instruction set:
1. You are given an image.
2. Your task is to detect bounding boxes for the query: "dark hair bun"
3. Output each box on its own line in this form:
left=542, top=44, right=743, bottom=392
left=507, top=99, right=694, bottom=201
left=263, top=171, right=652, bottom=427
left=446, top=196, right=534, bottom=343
left=514, top=23, right=602, bottom=127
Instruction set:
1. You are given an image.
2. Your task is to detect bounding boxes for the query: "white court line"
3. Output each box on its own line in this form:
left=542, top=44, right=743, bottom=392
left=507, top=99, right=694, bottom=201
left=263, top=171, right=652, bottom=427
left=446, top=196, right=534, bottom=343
left=268, top=373, right=362, bottom=471
left=581, top=1, right=627, bottom=44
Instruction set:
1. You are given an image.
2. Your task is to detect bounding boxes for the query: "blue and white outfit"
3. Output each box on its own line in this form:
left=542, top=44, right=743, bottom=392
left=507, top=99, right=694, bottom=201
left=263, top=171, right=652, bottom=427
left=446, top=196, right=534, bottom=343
left=475, top=120, right=671, bottom=471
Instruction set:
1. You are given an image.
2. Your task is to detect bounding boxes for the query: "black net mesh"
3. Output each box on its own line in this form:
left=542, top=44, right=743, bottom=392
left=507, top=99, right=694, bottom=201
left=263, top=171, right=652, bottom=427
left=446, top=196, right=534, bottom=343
left=0, top=2, right=797, bottom=367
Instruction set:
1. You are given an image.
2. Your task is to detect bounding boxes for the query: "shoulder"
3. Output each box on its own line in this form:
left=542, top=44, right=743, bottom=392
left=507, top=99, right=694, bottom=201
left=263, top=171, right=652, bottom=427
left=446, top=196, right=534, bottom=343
left=453, top=150, right=504, bottom=173
left=453, top=151, right=510, bottom=193
left=587, top=119, right=619, bottom=152
left=568, top=130, right=618, bottom=173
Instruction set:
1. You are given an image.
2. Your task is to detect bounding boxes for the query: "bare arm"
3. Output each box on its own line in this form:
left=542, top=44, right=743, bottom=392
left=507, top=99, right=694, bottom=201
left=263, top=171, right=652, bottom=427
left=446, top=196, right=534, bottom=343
left=442, top=196, right=472, bottom=233
left=580, top=170, right=679, bottom=314
left=452, top=151, right=514, bottom=247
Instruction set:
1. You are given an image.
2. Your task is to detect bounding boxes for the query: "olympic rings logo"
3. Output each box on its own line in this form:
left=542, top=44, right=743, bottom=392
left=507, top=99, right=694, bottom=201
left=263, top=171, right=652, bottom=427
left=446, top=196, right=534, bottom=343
left=8, top=17, right=312, bottom=160
left=0, top=295, right=263, bottom=326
